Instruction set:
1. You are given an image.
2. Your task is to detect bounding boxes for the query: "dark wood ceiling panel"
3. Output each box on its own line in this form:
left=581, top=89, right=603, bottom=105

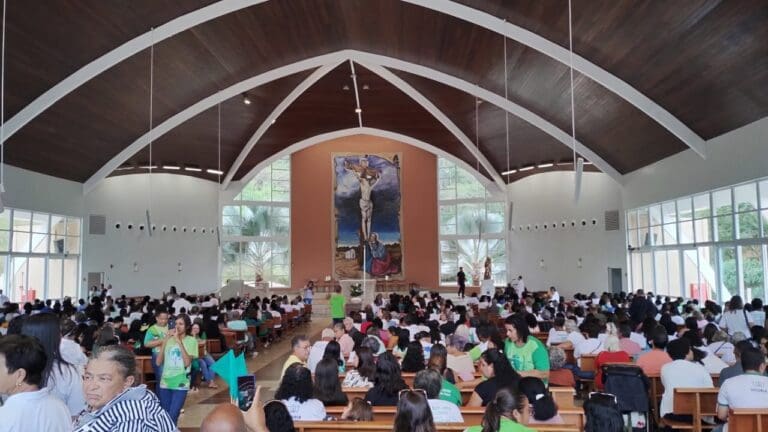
left=233, top=62, right=475, bottom=181
left=2, top=0, right=215, bottom=117
left=456, top=0, right=768, bottom=138
left=113, top=70, right=313, bottom=182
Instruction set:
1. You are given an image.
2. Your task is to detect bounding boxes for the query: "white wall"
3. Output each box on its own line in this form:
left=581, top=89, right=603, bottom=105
left=82, top=174, right=220, bottom=298
left=623, top=116, right=768, bottom=209
left=507, top=171, right=626, bottom=297
left=3, top=165, right=84, bottom=216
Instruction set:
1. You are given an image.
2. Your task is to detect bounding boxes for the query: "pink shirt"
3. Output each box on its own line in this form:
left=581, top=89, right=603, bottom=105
left=338, top=334, right=355, bottom=357
left=636, top=349, right=673, bottom=376
left=619, top=338, right=642, bottom=356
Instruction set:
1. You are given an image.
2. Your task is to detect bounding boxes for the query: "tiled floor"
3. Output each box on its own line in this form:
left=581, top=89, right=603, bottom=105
left=179, top=319, right=329, bottom=431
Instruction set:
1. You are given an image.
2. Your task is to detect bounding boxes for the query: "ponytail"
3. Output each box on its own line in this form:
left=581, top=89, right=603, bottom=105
left=481, top=400, right=501, bottom=432
left=530, top=392, right=558, bottom=421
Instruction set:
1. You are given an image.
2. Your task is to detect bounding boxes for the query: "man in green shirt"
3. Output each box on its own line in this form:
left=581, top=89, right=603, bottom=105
left=504, top=315, right=550, bottom=383
left=329, top=286, right=346, bottom=324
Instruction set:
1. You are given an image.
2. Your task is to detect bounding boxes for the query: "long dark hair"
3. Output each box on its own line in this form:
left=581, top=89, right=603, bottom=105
left=427, top=343, right=455, bottom=384
left=397, top=329, right=410, bottom=351
left=275, top=363, right=314, bottom=403
left=313, top=358, right=348, bottom=406
left=323, top=340, right=344, bottom=368
left=481, top=349, right=520, bottom=390
left=401, top=341, right=425, bottom=372
left=518, top=377, right=557, bottom=421
left=393, top=390, right=436, bottom=432
left=480, top=387, right=525, bottom=432
left=264, top=400, right=296, bottom=432
left=373, top=352, right=407, bottom=395
left=21, top=312, right=72, bottom=383
left=355, top=346, right=376, bottom=381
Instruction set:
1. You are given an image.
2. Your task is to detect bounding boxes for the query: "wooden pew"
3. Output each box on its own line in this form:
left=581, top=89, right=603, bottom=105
left=135, top=355, right=155, bottom=386
left=550, top=386, right=576, bottom=409
left=293, top=421, right=581, bottom=432
left=563, top=347, right=576, bottom=365
left=533, top=332, right=549, bottom=345
left=323, top=406, right=584, bottom=430
left=660, top=387, right=719, bottom=432
left=729, top=408, right=768, bottom=432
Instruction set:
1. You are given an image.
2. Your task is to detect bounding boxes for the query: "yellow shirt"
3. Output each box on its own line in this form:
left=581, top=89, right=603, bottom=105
left=281, top=354, right=305, bottom=379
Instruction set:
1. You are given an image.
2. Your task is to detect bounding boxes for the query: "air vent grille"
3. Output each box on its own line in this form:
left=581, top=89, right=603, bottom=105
left=604, top=210, right=620, bottom=231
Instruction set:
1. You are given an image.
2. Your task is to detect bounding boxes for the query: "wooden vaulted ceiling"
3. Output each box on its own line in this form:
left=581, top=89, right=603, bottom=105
left=1, top=0, right=767, bottom=186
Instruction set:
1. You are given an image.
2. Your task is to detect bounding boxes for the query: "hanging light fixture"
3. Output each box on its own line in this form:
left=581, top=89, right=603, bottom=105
left=567, top=0, right=583, bottom=203
left=146, top=28, right=155, bottom=237
left=0, top=0, right=8, bottom=214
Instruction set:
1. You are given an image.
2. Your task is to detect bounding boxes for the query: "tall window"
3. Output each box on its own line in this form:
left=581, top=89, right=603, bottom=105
left=438, top=158, right=506, bottom=286
left=0, top=209, right=81, bottom=301
left=627, top=177, right=768, bottom=302
left=221, top=157, right=290, bottom=287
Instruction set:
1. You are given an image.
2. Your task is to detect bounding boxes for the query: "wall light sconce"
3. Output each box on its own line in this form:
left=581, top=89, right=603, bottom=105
left=178, top=262, right=183, bottom=272
left=577, top=257, right=583, bottom=268
left=539, top=259, right=545, bottom=268
left=133, top=262, right=139, bottom=272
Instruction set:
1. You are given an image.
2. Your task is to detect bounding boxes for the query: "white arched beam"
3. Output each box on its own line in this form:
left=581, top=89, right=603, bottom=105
left=83, top=49, right=624, bottom=193
left=233, top=127, right=497, bottom=192
left=1, top=0, right=266, bottom=144
left=82, top=51, right=350, bottom=194
left=353, top=51, right=623, bottom=183
left=1, top=0, right=705, bottom=160
left=358, top=61, right=505, bottom=190
left=221, top=60, right=344, bottom=189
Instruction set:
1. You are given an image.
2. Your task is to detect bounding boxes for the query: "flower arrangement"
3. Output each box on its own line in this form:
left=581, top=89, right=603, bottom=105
left=350, top=283, right=363, bottom=297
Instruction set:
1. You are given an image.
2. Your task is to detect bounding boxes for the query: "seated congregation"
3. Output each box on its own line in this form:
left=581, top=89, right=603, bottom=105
left=2, top=285, right=768, bottom=432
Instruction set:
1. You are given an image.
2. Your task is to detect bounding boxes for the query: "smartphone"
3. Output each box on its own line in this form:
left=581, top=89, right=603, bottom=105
left=237, top=375, right=256, bottom=411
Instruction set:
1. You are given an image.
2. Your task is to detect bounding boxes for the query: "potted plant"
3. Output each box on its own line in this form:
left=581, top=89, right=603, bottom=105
left=349, top=283, right=363, bottom=303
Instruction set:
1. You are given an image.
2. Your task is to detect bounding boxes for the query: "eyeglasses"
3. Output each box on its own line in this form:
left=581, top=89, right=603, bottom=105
left=398, top=389, right=427, bottom=400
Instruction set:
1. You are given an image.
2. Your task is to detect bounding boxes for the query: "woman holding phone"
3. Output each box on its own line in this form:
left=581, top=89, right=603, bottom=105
left=156, top=313, right=198, bottom=424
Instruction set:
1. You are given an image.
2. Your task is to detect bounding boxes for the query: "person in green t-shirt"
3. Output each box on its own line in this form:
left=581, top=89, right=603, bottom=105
left=329, top=286, right=346, bottom=324
left=156, top=314, right=199, bottom=425
left=143, top=309, right=170, bottom=382
left=464, top=387, right=535, bottom=432
left=504, top=315, right=550, bottom=383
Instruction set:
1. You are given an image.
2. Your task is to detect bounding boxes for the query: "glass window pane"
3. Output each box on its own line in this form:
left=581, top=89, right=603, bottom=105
left=763, top=210, right=768, bottom=237
left=638, top=208, right=650, bottom=228
left=32, top=234, right=48, bottom=253
left=641, top=252, right=653, bottom=292
left=678, top=221, right=694, bottom=244
left=63, top=258, right=78, bottom=299
left=31, top=213, right=49, bottom=234
left=693, top=194, right=711, bottom=218
left=662, top=202, right=677, bottom=224
left=485, top=203, right=505, bottom=234
left=697, top=246, right=716, bottom=301
left=12, top=231, right=30, bottom=253
left=65, top=218, right=80, bottom=237
left=734, top=183, right=758, bottom=212
left=456, top=203, right=484, bottom=235
left=0, top=211, right=9, bottom=230
left=0, top=256, right=7, bottom=300
left=631, top=253, right=643, bottom=291
left=455, top=169, right=484, bottom=199
left=737, top=211, right=760, bottom=239
left=26, top=258, right=44, bottom=300
left=439, top=205, right=456, bottom=235
left=627, top=210, right=637, bottom=230
left=713, top=189, right=733, bottom=215
left=741, top=245, right=764, bottom=302
left=48, top=258, right=63, bottom=299
left=655, top=251, right=669, bottom=296
left=677, top=198, right=693, bottom=221
left=681, top=249, right=699, bottom=299
left=65, top=236, right=80, bottom=254
left=12, top=257, right=27, bottom=301
left=50, top=235, right=65, bottom=254
left=695, top=218, right=712, bottom=243
left=649, top=205, right=662, bottom=225
left=638, top=226, right=650, bottom=247
left=0, top=231, right=8, bottom=252
left=760, top=180, right=768, bottom=209
left=715, top=214, right=734, bottom=241
left=719, top=247, right=738, bottom=299
left=650, top=225, right=662, bottom=246
left=663, top=223, right=678, bottom=245
left=12, top=210, right=31, bottom=232
left=50, top=215, right=66, bottom=236
left=627, top=229, right=639, bottom=248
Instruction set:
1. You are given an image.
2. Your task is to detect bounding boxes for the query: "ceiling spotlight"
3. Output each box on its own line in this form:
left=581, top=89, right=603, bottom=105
left=207, top=169, right=224, bottom=175
left=115, top=165, right=134, bottom=171
left=184, top=166, right=202, bottom=172
left=270, top=119, right=276, bottom=125
left=242, top=93, right=251, bottom=105
left=501, top=169, right=517, bottom=175
left=354, top=108, right=362, bottom=114
left=162, top=165, right=180, bottom=170
left=557, top=161, right=573, bottom=166
left=537, top=162, right=554, bottom=169
left=342, top=85, right=350, bottom=91
left=519, top=165, right=535, bottom=172
left=362, top=84, right=370, bottom=90
left=583, top=161, right=593, bottom=165
left=139, top=165, right=157, bottom=170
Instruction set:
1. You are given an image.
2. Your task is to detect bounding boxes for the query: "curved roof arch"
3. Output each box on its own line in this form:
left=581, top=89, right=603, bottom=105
left=2, top=0, right=705, bottom=160
left=84, top=49, right=623, bottom=194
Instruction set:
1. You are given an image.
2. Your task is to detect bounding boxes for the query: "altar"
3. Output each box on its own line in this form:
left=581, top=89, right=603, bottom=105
left=339, top=279, right=377, bottom=307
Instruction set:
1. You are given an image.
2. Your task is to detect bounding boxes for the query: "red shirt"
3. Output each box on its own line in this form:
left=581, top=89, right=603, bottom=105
left=595, top=350, right=631, bottom=389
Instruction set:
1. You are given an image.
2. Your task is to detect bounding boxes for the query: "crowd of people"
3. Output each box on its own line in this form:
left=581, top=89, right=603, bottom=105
left=2, top=281, right=768, bottom=432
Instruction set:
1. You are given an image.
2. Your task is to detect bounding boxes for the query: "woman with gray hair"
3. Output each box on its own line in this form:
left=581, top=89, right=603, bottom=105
left=73, top=345, right=176, bottom=432
left=548, top=346, right=575, bottom=388
left=445, top=334, right=475, bottom=380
